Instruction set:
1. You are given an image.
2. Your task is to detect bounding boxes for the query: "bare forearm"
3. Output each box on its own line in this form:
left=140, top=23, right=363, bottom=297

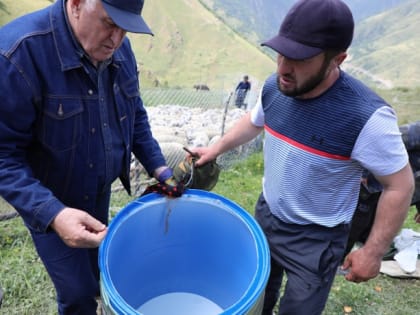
left=363, top=191, right=411, bottom=258
left=363, top=164, right=414, bottom=258
left=192, top=112, right=263, bottom=166
left=343, top=164, right=414, bottom=282
left=211, top=112, right=262, bottom=156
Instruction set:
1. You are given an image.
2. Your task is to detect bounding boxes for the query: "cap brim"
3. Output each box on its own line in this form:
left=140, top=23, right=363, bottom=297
left=102, top=2, right=153, bottom=35
left=261, top=34, right=322, bottom=60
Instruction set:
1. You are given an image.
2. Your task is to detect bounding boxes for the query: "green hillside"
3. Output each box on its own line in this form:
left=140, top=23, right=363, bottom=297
left=3, top=0, right=420, bottom=89
left=130, top=0, right=274, bottom=90
left=346, top=0, right=420, bottom=88
left=0, top=0, right=52, bottom=20
left=0, top=0, right=275, bottom=91
left=200, top=0, right=420, bottom=89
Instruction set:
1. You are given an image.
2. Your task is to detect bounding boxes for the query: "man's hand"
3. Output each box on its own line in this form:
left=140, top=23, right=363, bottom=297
left=188, top=147, right=217, bottom=167
left=143, top=167, right=184, bottom=197
left=51, top=207, right=107, bottom=248
left=157, top=175, right=185, bottom=197
left=341, top=247, right=381, bottom=283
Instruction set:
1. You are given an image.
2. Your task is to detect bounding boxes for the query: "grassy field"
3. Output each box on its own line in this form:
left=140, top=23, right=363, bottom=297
left=1, top=151, right=419, bottom=314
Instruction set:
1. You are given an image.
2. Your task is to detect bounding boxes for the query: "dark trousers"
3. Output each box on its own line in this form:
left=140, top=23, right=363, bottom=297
left=27, top=191, right=110, bottom=314
left=255, top=194, right=349, bottom=315
left=30, top=229, right=100, bottom=315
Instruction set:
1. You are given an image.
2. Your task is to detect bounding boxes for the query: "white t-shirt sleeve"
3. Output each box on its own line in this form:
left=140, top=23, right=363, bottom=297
left=250, top=88, right=265, bottom=127
left=352, top=106, right=408, bottom=176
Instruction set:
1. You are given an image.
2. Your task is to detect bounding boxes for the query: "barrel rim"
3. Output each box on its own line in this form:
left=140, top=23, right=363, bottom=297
left=99, top=189, right=270, bottom=314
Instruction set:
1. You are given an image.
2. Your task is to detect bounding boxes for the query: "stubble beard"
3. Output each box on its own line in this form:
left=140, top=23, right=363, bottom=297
left=278, top=60, right=331, bottom=98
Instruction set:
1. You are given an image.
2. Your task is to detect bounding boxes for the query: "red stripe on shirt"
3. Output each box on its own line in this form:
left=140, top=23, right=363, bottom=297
left=265, top=125, right=350, bottom=161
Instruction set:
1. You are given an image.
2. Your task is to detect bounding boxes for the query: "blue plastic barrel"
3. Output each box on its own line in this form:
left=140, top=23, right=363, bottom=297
left=99, top=189, right=270, bottom=315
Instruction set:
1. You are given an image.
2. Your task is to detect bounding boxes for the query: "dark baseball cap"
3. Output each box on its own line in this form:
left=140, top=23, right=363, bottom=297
left=262, top=0, right=354, bottom=60
left=101, top=0, right=153, bottom=34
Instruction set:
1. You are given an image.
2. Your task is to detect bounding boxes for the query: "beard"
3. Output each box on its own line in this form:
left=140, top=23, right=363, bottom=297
left=278, top=59, right=331, bottom=97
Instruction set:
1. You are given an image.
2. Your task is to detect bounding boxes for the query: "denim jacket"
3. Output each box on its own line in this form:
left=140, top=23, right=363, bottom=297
left=0, top=0, right=166, bottom=232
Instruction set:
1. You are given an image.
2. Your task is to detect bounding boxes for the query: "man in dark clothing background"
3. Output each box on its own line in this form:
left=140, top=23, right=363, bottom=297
left=235, top=75, right=251, bottom=108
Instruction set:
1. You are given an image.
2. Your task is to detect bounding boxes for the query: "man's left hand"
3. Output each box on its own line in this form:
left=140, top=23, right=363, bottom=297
left=142, top=167, right=185, bottom=197
left=341, top=247, right=381, bottom=283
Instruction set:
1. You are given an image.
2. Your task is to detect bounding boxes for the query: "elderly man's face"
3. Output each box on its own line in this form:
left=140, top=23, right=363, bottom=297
left=67, top=0, right=127, bottom=66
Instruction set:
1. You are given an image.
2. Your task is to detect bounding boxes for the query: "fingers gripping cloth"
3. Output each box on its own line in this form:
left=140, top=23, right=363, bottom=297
left=141, top=167, right=185, bottom=197
left=173, top=147, right=220, bottom=191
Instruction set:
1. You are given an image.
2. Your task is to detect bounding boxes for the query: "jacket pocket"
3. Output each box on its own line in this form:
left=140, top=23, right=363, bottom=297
left=114, top=76, right=139, bottom=141
left=119, top=76, right=140, bottom=98
left=40, top=98, right=84, bottom=152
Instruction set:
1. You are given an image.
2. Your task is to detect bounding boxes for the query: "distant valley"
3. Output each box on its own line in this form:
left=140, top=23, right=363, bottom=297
left=1, top=0, right=420, bottom=90
left=201, top=0, right=420, bottom=89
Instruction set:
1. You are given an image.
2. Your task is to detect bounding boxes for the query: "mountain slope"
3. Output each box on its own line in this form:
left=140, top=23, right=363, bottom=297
left=3, top=0, right=420, bottom=89
left=201, top=0, right=420, bottom=88
left=0, top=0, right=52, bottom=20
left=130, top=0, right=275, bottom=90
left=200, top=0, right=294, bottom=45
left=0, top=0, right=275, bottom=90
left=201, top=0, right=409, bottom=46
left=348, top=0, right=420, bottom=87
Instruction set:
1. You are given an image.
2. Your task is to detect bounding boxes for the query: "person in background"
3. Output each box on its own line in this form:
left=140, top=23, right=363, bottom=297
left=0, top=0, right=183, bottom=314
left=189, top=0, right=414, bottom=314
left=235, top=75, right=251, bottom=108
left=343, top=171, right=383, bottom=261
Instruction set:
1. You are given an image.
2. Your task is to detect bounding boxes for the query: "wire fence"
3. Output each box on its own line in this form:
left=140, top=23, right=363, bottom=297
left=114, top=87, right=263, bottom=198
left=0, top=87, right=262, bottom=220
left=3, top=85, right=419, bottom=219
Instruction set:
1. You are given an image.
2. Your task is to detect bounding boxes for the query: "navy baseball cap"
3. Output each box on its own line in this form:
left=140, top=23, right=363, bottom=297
left=101, top=0, right=153, bottom=34
left=262, top=0, right=354, bottom=60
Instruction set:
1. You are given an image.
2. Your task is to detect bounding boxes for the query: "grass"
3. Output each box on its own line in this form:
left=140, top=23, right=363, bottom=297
left=1, top=151, right=419, bottom=314
left=0, top=217, right=56, bottom=314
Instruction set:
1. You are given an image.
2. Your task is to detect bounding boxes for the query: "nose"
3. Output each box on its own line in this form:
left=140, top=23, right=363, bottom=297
left=277, top=55, right=293, bottom=74
left=110, top=27, right=126, bottom=45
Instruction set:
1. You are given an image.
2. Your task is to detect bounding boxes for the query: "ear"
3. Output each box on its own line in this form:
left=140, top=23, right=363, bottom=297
left=334, top=52, right=347, bottom=67
left=68, top=0, right=82, bottom=18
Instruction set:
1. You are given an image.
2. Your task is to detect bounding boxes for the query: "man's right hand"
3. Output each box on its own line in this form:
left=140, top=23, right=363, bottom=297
left=341, top=246, right=381, bottom=283
left=186, top=147, right=216, bottom=167
left=50, top=207, right=107, bottom=248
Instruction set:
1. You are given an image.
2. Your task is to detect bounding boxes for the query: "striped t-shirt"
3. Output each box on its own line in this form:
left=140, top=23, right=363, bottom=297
left=250, top=71, right=408, bottom=227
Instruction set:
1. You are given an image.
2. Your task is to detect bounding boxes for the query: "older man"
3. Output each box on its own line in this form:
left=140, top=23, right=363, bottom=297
left=0, top=0, right=183, bottom=314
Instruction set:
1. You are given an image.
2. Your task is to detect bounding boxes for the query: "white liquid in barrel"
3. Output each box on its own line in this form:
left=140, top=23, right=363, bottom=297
left=137, top=292, right=223, bottom=315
